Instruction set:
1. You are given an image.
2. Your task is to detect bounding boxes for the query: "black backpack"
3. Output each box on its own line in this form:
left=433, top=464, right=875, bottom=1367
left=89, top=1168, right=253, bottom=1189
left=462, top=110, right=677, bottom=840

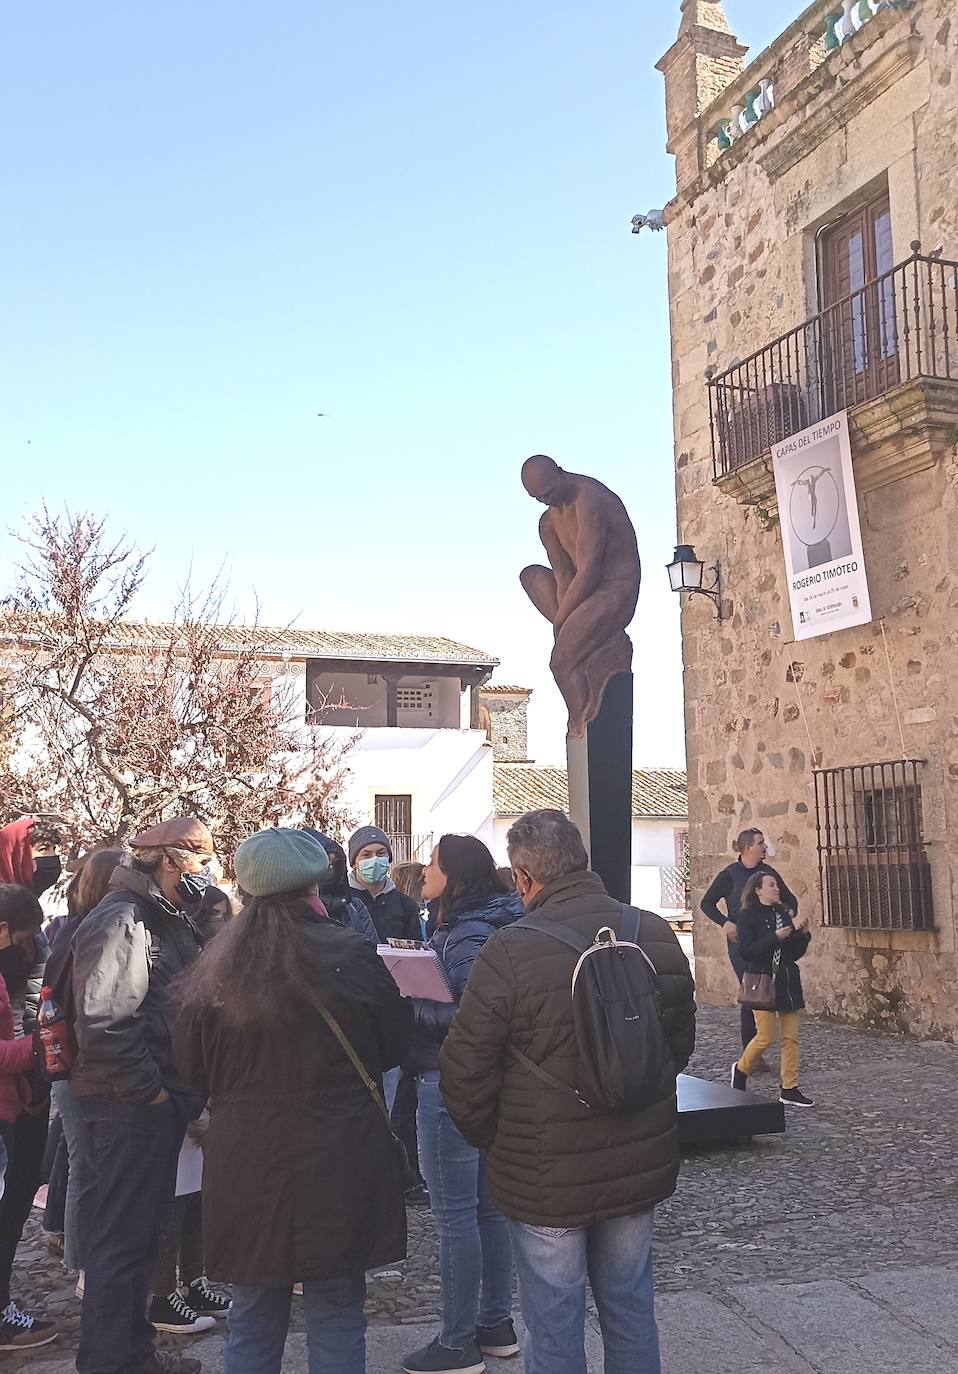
left=513, top=907, right=676, bottom=1114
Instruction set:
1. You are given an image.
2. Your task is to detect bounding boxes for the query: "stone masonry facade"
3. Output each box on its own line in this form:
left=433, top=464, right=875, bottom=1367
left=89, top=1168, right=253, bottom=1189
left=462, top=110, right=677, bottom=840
left=659, top=0, right=958, bottom=1038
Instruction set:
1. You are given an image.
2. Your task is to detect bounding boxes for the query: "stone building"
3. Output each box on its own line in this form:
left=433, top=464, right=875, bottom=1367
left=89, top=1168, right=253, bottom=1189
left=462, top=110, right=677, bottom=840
left=658, top=0, right=958, bottom=1037
left=475, top=685, right=533, bottom=762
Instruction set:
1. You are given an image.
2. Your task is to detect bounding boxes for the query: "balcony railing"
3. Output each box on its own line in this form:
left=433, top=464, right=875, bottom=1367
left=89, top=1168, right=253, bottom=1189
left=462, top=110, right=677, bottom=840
left=708, top=248, right=958, bottom=479
left=388, top=833, right=434, bottom=865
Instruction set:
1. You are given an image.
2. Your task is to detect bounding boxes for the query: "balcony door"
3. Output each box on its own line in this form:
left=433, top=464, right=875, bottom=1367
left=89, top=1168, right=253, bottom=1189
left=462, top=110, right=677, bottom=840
left=820, top=192, right=899, bottom=412
left=374, top=794, right=415, bottom=861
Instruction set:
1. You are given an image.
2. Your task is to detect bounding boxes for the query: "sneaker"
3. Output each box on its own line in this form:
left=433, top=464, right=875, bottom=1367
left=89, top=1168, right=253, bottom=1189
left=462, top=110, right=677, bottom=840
left=477, top=1318, right=520, bottom=1357
left=148, top=1291, right=216, bottom=1335
left=139, top=1352, right=202, bottom=1374
left=185, top=1276, right=231, bottom=1318
left=293, top=1283, right=304, bottom=1296
left=0, top=1301, right=58, bottom=1350
left=76, top=1270, right=85, bottom=1299
left=403, top=1335, right=486, bottom=1374
left=780, top=1087, right=815, bottom=1108
left=405, top=1183, right=431, bottom=1207
left=731, top=1061, right=748, bottom=1092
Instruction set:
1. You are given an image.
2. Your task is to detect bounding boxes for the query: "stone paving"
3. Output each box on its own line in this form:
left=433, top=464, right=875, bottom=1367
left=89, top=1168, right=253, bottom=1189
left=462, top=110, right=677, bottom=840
left=8, top=1003, right=958, bottom=1370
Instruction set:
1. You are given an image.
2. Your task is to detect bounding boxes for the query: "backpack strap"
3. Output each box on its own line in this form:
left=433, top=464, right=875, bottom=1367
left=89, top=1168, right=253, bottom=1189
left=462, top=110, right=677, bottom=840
left=518, top=916, right=591, bottom=955
left=510, top=1045, right=587, bottom=1106
left=620, top=906, right=643, bottom=944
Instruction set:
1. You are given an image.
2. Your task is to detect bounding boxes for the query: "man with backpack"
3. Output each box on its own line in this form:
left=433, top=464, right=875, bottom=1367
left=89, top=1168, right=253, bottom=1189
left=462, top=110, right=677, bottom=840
left=439, top=809, right=695, bottom=1374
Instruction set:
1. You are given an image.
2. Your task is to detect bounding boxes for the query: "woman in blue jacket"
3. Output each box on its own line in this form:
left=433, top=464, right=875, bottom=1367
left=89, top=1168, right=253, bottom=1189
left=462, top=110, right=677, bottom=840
left=403, top=837, right=523, bottom=1374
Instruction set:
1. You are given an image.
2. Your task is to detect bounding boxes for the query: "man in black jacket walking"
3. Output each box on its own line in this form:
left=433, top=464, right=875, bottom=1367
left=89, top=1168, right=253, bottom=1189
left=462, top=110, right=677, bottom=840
left=700, top=827, right=798, bottom=1049
left=72, top=817, right=215, bottom=1374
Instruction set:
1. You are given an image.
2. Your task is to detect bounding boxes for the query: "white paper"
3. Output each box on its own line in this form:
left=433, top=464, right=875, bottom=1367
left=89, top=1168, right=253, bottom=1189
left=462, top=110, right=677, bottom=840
left=772, top=410, right=872, bottom=642
left=175, top=1137, right=203, bottom=1197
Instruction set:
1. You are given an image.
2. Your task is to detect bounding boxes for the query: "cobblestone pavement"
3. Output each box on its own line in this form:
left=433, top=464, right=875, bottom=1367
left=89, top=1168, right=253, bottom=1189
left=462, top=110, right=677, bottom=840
left=7, top=1003, right=958, bottom=1368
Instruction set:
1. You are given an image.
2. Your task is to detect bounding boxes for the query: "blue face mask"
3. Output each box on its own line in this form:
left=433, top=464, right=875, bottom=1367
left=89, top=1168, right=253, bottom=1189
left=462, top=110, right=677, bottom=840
left=358, top=857, right=390, bottom=886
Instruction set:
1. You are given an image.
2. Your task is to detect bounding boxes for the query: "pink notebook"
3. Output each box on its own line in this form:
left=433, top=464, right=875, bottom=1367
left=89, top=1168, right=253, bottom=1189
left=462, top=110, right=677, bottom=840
left=377, top=944, right=454, bottom=1003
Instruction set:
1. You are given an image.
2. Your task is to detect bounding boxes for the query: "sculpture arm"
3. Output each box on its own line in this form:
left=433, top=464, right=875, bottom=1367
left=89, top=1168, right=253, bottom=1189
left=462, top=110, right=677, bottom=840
left=554, top=502, right=607, bottom=630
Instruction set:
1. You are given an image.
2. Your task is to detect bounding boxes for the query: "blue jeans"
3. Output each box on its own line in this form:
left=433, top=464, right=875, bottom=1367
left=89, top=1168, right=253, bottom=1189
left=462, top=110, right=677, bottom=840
left=75, top=1095, right=185, bottom=1374
left=727, top=939, right=756, bottom=1048
left=225, top=1277, right=367, bottom=1374
left=508, top=1209, right=660, bottom=1374
left=417, top=1074, right=513, bottom=1349
left=51, top=1080, right=96, bottom=1274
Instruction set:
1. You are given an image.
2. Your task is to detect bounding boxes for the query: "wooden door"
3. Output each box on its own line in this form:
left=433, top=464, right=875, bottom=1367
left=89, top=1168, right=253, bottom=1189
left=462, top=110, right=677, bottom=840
left=820, top=193, right=898, bottom=412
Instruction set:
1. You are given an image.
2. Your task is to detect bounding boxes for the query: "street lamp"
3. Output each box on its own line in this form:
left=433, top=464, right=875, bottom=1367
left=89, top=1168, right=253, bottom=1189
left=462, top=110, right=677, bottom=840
left=666, top=545, right=723, bottom=619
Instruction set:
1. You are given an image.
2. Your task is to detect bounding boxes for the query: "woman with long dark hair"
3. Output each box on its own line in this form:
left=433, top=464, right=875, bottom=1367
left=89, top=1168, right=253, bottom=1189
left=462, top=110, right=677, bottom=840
left=174, top=828, right=413, bottom=1374
left=403, top=835, right=522, bottom=1374
left=732, top=870, right=814, bottom=1107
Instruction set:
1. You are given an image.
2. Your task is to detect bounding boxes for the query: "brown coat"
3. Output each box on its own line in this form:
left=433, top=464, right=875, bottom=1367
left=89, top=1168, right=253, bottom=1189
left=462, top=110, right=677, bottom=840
left=439, top=871, right=696, bottom=1228
left=174, top=918, right=413, bottom=1285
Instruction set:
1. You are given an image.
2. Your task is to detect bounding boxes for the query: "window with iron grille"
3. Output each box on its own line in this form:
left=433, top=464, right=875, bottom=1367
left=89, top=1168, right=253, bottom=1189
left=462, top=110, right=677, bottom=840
left=814, top=760, right=934, bottom=931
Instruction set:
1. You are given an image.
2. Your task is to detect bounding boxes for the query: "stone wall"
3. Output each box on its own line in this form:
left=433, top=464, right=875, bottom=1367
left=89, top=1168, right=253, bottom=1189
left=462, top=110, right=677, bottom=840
left=477, top=690, right=531, bottom=763
left=661, top=1, right=958, bottom=1039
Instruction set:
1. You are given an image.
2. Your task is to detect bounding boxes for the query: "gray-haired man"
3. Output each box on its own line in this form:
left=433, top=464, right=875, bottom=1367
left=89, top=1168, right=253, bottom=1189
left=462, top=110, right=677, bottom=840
left=440, top=809, right=695, bottom=1374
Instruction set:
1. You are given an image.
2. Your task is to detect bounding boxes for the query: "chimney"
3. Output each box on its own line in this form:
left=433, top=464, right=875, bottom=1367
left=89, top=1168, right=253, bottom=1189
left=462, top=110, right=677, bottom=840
left=657, top=0, right=748, bottom=193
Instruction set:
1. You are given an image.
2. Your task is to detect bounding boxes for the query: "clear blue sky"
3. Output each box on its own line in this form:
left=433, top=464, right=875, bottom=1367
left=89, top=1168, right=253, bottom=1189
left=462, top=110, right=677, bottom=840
left=1, top=1, right=779, bottom=767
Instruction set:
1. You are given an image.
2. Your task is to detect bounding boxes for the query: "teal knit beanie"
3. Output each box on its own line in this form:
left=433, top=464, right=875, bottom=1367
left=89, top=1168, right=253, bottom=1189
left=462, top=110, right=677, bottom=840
left=234, top=828, right=329, bottom=898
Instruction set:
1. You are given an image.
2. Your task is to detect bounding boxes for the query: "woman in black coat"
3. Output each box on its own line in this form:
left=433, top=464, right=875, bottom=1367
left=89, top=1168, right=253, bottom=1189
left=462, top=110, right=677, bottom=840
left=732, top=870, right=814, bottom=1108
left=174, top=829, right=413, bottom=1374
left=403, top=835, right=523, bottom=1374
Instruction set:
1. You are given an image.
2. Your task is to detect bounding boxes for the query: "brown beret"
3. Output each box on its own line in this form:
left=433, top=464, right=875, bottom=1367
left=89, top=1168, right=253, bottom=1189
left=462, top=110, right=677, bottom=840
left=130, top=818, right=214, bottom=854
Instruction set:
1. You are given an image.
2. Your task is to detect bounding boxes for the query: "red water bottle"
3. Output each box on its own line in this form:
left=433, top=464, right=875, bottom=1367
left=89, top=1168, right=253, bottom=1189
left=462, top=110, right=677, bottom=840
left=38, top=986, right=74, bottom=1077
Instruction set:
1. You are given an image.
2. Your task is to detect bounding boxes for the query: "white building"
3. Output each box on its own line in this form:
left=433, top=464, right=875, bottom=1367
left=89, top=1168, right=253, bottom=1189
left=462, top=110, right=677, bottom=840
left=492, top=764, right=690, bottom=919
left=260, top=628, right=502, bottom=858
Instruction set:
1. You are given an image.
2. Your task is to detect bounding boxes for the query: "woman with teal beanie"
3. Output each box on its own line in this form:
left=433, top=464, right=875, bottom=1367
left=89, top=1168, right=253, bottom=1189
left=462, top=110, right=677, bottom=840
left=175, top=828, right=413, bottom=1374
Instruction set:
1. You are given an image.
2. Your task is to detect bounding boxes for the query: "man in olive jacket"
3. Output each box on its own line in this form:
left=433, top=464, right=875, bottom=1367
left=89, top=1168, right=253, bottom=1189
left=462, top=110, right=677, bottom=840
left=440, top=809, right=695, bottom=1374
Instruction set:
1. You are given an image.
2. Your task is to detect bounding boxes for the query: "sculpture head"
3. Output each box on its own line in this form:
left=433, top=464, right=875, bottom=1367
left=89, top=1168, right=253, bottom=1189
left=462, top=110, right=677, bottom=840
left=522, top=454, right=567, bottom=505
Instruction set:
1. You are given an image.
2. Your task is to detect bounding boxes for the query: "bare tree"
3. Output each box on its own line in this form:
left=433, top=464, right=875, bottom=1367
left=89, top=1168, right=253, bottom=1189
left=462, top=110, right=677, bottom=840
left=0, top=507, right=356, bottom=860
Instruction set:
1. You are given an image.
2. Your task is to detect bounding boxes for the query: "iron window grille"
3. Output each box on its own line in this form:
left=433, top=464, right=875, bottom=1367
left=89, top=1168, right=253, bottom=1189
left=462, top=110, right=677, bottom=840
left=814, top=759, right=934, bottom=931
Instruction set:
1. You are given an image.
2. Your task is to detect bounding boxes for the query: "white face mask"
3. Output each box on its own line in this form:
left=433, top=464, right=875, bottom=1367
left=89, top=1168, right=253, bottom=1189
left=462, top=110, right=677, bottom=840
left=764, top=838, right=777, bottom=860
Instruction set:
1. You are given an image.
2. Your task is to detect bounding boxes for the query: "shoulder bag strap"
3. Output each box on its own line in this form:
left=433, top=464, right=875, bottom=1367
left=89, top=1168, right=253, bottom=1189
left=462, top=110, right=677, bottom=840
left=317, top=1004, right=391, bottom=1129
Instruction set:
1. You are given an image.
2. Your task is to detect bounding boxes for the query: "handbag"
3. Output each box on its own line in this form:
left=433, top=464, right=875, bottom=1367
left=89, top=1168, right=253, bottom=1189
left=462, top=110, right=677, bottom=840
left=738, top=947, right=780, bottom=1011
left=317, top=1003, right=418, bottom=1190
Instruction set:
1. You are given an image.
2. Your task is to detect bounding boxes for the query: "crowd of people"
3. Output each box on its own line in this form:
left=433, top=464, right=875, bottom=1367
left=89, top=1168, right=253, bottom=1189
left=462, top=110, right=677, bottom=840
left=0, top=805, right=705, bottom=1374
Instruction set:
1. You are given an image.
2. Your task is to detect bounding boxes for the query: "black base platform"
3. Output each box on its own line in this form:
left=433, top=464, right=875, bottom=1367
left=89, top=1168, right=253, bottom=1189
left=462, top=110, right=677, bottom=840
left=677, top=1074, right=785, bottom=1147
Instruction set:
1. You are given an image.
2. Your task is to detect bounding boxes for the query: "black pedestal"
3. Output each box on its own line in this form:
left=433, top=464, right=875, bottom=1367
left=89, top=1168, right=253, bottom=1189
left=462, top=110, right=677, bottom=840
left=677, top=1074, right=786, bottom=1146
left=567, top=671, right=633, bottom=904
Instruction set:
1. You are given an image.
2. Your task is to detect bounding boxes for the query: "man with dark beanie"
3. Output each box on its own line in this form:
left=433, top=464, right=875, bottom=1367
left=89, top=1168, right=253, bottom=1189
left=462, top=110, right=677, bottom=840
left=72, top=816, right=215, bottom=1374
left=347, top=826, right=422, bottom=944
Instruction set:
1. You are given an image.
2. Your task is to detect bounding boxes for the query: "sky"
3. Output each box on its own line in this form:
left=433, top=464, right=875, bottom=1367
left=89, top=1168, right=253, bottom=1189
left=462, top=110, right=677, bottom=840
left=0, top=0, right=780, bottom=768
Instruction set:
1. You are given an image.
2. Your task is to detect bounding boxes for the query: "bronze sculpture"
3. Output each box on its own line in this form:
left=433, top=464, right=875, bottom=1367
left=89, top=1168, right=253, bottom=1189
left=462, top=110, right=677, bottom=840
left=520, top=455, right=641, bottom=738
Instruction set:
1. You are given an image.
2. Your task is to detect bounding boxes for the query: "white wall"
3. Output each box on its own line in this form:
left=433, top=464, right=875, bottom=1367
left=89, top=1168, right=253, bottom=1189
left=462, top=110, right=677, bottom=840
left=328, top=725, right=495, bottom=852
left=492, top=816, right=686, bottom=918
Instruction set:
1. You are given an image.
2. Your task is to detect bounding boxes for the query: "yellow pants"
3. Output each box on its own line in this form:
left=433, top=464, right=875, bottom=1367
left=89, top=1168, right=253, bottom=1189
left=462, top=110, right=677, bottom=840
left=737, top=1010, right=801, bottom=1090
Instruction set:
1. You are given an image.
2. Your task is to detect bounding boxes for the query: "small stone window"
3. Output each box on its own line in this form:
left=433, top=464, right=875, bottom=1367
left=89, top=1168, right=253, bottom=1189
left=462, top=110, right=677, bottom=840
left=814, top=760, right=934, bottom=931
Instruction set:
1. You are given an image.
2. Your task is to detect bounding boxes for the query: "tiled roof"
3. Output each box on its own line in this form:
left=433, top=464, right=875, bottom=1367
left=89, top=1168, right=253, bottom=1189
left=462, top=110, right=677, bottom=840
left=494, top=764, right=688, bottom=821
left=28, top=620, right=499, bottom=668
left=478, top=685, right=532, bottom=696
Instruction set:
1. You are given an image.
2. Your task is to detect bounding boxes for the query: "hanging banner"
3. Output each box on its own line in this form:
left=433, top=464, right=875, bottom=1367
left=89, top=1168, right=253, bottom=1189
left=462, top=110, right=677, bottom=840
left=771, top=411, right=872, bottom=642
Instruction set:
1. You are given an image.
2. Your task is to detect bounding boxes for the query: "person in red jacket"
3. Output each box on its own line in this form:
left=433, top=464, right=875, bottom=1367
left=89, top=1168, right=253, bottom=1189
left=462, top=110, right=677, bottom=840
left=0, top=882, right=57, bottom=1350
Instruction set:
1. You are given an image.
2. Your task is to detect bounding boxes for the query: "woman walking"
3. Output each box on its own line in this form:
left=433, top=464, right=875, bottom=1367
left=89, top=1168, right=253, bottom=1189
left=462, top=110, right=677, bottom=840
left=174, top=828, right=413, bottom=1374
left=403, top=835, right=523, bottom=1374
left=731, top=871, right=814, bottom=1107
